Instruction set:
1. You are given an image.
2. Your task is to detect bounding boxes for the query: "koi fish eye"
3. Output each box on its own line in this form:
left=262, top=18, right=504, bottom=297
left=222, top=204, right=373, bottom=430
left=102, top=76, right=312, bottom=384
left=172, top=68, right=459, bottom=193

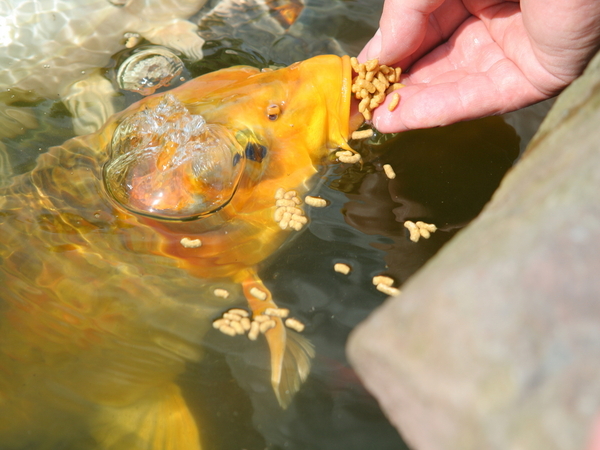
left=103, top=94, right=245, bottom=221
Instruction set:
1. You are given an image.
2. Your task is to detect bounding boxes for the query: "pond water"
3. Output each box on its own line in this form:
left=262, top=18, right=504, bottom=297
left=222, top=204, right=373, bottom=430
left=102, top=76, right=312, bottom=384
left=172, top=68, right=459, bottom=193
left=0, top=1, right=551, bottom=449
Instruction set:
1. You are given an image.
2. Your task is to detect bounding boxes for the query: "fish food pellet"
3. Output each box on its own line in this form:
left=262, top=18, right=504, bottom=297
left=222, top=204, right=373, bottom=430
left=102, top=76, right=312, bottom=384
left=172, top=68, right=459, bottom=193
left=274, top=188, right=307, bottom=230
left=212, top=318, right=228, bottom=329
left=404, top=220, right=438, bottom=242
left=383, top=164, right=396, bottom=179
left=259, top=319, right=277, bottom=334
left=376, top=283, right=401, bottom=296
left=250, top=287, right=267, bottom=301
left=388, top=92, right=400, bottom=111
left=351, top=129, right=374, bottom=140
left=230, top=320, right=245, bottom=335
left=180, top=237, right=202, bottom=248
left=240, top=317, right=251, bottom=331
left=228, top=308, right=250, bottom=318
left=285, top=318, right=305, bottom=332
left=351, top=57, right=404, bottom=121
left=334, top=263, right=351, bottom=275
left=213, top=288, right=230, bottom=299
left=264, top=307, right=290, bottom=318
left=223, top=312, right=242, bottom=321
left=248, top=321, right=260, bottom=340
left=336, top=150, right=362, bottom=164
left=372, top=275, right=394, bottom=287
left=404, top=221, right=421, bottom=242
left=304, top=196, right=328, bottom=208
left=219, top=324, right=237, bottom=336
left=253, top=314, right=271, bottom=323
left=416, top=221, right=438, bottom=233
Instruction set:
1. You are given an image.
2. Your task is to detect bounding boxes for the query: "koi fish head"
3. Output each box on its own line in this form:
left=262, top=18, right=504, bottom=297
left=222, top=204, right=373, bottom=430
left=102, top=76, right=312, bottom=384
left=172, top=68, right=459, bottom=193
left=103, top=55, right=357, bottom=221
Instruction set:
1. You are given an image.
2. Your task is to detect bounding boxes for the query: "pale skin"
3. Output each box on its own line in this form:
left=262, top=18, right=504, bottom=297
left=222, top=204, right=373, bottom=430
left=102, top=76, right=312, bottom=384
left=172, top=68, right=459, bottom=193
left=359, top=0, right=600, bottom=133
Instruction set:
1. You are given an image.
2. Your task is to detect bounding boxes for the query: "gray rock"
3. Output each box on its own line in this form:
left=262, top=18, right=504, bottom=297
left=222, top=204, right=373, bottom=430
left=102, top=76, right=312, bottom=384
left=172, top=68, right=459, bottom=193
left=347, top=49, right=600, bottom=450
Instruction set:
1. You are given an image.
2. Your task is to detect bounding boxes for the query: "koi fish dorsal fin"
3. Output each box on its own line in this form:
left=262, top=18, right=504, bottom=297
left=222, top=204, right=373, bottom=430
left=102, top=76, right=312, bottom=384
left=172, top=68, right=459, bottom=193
left=241, top=272, right=315, bottom=408
left=93, top=382, right=201, bottom=450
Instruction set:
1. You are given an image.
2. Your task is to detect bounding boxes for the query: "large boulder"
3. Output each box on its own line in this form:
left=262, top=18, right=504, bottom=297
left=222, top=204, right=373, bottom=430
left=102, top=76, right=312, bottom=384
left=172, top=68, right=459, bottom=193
left=347, top=49, right=600, bottom=450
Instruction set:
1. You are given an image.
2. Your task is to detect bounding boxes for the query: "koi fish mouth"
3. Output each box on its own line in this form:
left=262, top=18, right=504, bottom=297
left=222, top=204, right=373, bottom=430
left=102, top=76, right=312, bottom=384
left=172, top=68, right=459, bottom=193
left=103, top=94, right=245, bottom=221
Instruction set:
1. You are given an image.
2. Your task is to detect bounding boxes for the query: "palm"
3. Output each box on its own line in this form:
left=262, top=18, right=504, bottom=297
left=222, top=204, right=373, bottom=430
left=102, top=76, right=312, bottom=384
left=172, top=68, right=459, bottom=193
left=360, top=0, right=600, bottom=133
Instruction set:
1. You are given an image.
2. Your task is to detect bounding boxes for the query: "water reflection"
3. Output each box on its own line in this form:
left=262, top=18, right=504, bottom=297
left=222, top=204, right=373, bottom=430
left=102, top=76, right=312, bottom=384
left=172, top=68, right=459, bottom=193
left=0, top=1, right=542, bottom=449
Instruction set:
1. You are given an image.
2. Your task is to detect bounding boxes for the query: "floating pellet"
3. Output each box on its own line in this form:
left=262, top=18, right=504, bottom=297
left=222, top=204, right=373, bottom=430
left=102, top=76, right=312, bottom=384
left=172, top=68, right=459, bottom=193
left=291, top=196, right=302, bottom=205
left=383, top=164, right=396, bottom=179
left=285, top=206, right=303, bottom=215
left=352, top=129, right=374, bottom=140
left=213, top=288, right=230, bottom=299
left=419, top=228, right=431, bottom=239
left=212, top=318, right=228, bottom=329
left=289, top=220, right=303, bottom=231
left=337, top=151, right=362, bottom=164
left=416, top=221, right=438, bottom=233
left=274, top=207, right=285, bottom=222
left=376, top=283, right=401, bottom=296
left=240, top=317, right=251, bottom=331
left=265, top=307, right=290, bottom=318
left=283, top=190, right=297, bottom=199
left=219, top=325, right=237, bottom=337
left=228, top=308, right=250, bottom=318
left=180, top=237, right=202, bottom=248
left=223, top=312, right=242, bottom=321
left=250, top=287, right=267, bottom=301
left=230, top=320, right=245, bottom=335
left=388, top=92, right=400, bottom=112
left=285, top=318, right=305, bottom=332
left=291, top=214, right=307, bottom=224
left=404, top=221, right=421, bottom=242
left=334, top=263, right=351, bottom=275
left=259, top=320, right=277, bottom=333
left=279, top=213, right=292, bottom=230
left=372, top=275, right=394, bottom=287
left=253, top=315, right=271, bottom=323
left=305, top=196, right=328, bottom=207
left=248, top=321, right=260, bottom=340
left=275, top=188, right=285, bottom=199
left=276, top=198, right=296, bottom=208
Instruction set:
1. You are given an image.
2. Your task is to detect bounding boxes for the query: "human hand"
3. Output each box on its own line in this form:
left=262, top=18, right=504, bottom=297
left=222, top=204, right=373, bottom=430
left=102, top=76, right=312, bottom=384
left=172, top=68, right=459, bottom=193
left=359, top=0, right=600, bottom=133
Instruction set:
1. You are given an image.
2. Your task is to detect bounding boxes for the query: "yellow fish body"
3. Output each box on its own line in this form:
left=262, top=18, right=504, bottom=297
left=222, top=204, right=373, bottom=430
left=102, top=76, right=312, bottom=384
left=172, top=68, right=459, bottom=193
left=0, top=55, right=358, bottom=449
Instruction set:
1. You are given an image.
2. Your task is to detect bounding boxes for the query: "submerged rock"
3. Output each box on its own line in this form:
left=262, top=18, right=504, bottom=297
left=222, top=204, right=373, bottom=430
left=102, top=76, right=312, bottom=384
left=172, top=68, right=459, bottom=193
left=347, top=50, right=600, bottom=450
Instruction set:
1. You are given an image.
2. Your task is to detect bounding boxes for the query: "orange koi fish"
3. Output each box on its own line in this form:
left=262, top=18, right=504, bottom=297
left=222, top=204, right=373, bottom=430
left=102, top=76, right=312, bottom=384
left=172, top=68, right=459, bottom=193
left=0, top=55, right=360, bottom=449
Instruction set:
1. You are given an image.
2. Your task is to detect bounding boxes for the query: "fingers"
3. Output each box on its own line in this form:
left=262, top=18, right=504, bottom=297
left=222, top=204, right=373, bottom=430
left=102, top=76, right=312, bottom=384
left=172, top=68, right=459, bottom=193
left=361, top=0, right=445, bottom=64
left=372, top=65, right=545, bottom=133
left=361, top=0, right=470, bottom=68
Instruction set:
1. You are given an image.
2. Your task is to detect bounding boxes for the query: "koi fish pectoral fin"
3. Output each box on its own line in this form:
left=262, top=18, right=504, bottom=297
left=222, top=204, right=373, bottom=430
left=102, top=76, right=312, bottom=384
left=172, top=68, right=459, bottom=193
left=92, top=382, right=202, bottom=450
left=241, top=272, right=315, bottom=408
left=271, top=328, right=315, bottom=408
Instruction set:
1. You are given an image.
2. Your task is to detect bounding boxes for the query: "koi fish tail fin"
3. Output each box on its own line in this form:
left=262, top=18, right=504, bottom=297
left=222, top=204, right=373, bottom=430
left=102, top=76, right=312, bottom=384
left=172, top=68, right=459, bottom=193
left=272, top=328, right=315, bottom=408
left=241, top=272, right=315, bottom=408
left=92, top=382, right=202, bottom=450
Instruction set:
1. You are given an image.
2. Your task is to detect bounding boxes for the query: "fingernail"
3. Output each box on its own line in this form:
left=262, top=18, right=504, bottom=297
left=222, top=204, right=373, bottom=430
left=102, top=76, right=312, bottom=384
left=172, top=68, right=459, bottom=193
left=366, top=28, right=382, bottom=60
